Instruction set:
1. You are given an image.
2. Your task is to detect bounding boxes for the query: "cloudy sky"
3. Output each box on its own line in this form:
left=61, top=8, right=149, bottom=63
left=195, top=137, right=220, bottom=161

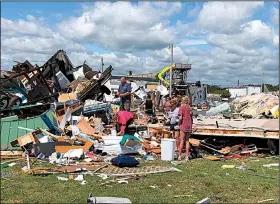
left=1, top=1, right=279, bottom=86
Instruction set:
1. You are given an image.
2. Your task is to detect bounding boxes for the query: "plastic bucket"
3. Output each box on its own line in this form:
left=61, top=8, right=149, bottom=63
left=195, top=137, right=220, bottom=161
left=161, top=138, right=176, bottom=161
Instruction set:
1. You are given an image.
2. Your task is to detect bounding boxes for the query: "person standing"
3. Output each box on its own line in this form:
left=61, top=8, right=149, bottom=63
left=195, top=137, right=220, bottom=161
left=141, top=94, right=154, bottom=116
left=117, top=77, right=132, bottom=111
left=178, top=96, right=193, bottom=161
left=166, top=100, right=180, bottom=151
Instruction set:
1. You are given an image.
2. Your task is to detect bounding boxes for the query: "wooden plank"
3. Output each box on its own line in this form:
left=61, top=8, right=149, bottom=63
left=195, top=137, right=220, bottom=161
left=58, top=92, right=78, bottom=103
left=17, top=132, right=40, bottom=147
left=1, top=150, right=24, bottom=156
left=55, top=141, right=94, bottom=153
left=189, top=138, right=200, bottom=146
left=150, top=148, right=161, bottom=154
left=192, top=132, right=279, bottom=139
left=192, top=127, right=279, bottom=139
left=76, top=119, right=96, bottom=136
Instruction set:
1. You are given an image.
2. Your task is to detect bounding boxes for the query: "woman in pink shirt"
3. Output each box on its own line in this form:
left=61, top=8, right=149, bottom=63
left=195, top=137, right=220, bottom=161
left=117, top=110, right=134, bottom=136
left=178, top=96, right=193, bottom=161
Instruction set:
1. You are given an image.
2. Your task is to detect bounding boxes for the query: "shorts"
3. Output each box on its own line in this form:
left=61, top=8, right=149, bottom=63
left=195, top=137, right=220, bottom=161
left=145, top=109, right=153, bottom=115
left=120, top=101, right=131, bottom=111
left=170, top=123, right=179, bottom=131
left=181, top=129, right=192, bottom=133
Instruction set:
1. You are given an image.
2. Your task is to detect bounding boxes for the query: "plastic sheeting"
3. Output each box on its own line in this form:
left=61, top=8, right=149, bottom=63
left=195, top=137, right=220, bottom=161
left=206, top=102, right=230, bottom=116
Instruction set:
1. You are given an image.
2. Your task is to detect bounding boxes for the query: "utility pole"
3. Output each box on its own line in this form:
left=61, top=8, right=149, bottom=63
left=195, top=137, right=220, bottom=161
left=260, top=67, right=263, bottom=92
left=101, top=58, right=104, bottom=73
left=262, top=68, right=264, bottom=93
left=169, top=44, right=173, bottom=97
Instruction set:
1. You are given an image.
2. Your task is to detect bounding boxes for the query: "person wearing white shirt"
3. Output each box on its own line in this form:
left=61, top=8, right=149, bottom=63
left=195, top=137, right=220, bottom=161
left=165, top=100, right=180, bottom=151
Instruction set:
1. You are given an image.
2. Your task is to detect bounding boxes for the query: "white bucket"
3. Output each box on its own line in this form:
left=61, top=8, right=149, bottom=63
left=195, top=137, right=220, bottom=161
left=161, top=138, right=176, bottom=161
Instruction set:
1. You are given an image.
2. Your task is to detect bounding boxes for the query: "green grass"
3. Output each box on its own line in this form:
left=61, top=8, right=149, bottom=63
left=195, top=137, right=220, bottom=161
left=1, top=157, right=279, bottom=203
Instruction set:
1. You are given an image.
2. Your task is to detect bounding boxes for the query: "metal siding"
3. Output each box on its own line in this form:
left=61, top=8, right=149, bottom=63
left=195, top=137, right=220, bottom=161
left=247, top=87, right=261, bottom=95
left=18, top=120, right=28, bottom=137
left=0, top=109, right=53, bottom=150
left=229, top=88, right=247, bottom=98
left=1, top=122, right=11, bottom=150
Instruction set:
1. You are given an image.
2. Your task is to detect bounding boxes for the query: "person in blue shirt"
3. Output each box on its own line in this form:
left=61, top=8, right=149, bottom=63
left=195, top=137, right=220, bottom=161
left=117, top=77, right=132, bottom=111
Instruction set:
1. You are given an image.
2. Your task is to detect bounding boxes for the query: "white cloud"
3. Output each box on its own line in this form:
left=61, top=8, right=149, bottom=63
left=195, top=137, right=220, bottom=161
left=179, top=39, right=207, bottom=46
left=197, top=2, right=264, bottom=34
left=2, top=34, right=85, bottom=54
left=1, top=16, right=86, bottom=69
left=69, top=51, right=162, bottom=75
left=207, top=20, right=273, bottom=55
left=1, top=2, right=278, bottom=86
left=185, top=46, right=279, bottom=85
left=273, top=35, right=279, bottom=47
left=148, top=46, right=189, bottom=65
left=1, top=16, right=53, bottom=37
left=57, top=2, right=181, bottom=51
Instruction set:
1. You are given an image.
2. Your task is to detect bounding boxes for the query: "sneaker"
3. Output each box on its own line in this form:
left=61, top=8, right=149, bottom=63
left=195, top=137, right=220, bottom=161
left=178, top=154, right=185, bottom=161
left=174, top=152, right=179, bottom=159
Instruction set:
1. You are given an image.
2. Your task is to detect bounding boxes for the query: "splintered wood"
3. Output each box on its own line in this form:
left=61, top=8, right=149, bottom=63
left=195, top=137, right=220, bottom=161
left=99, top=166, right=179, bottom=177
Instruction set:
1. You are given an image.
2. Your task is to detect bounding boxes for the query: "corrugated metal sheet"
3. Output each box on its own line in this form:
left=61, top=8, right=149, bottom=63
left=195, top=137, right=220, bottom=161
left=1, top=109, right=54, bottom=150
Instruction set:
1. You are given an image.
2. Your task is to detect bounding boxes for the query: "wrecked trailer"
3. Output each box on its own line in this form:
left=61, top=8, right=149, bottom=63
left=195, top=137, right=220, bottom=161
left=191, top=118, right=279, bottom=154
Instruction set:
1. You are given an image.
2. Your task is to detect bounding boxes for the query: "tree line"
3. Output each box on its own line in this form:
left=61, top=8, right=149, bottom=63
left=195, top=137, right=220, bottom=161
left=207, top=84, right=279, bottom=98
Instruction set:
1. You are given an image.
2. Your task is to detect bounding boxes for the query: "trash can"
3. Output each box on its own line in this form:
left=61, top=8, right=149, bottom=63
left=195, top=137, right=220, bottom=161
left=161, top=138, right=176, bottom=161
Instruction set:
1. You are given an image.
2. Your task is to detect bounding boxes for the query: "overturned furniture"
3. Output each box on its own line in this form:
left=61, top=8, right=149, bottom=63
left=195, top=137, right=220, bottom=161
left=8, top=60, right=58, bottom=104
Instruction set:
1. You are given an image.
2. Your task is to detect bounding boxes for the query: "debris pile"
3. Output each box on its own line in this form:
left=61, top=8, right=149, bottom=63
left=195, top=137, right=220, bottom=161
left=0, top=50, right=113, bottom=118
left=1, top=50, right=279, bottom=196
left=230, top=93, right=279, bottom=118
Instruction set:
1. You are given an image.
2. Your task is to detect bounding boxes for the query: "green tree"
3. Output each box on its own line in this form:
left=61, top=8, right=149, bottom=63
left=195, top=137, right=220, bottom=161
left=220, top=90, right=231, bottom=98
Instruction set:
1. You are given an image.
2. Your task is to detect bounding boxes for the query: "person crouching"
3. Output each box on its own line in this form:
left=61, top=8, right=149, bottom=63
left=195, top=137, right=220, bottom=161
left=116, top=103, right=134, bottom=136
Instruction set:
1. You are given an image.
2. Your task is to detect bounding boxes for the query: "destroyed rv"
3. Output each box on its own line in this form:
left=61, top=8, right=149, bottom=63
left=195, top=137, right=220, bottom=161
left=1, top=49, right=279, bottom=192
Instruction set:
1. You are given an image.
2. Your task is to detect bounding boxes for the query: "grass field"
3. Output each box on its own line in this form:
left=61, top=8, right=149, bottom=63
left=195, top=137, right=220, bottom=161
left=1, top=157, right=278, bottom=203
